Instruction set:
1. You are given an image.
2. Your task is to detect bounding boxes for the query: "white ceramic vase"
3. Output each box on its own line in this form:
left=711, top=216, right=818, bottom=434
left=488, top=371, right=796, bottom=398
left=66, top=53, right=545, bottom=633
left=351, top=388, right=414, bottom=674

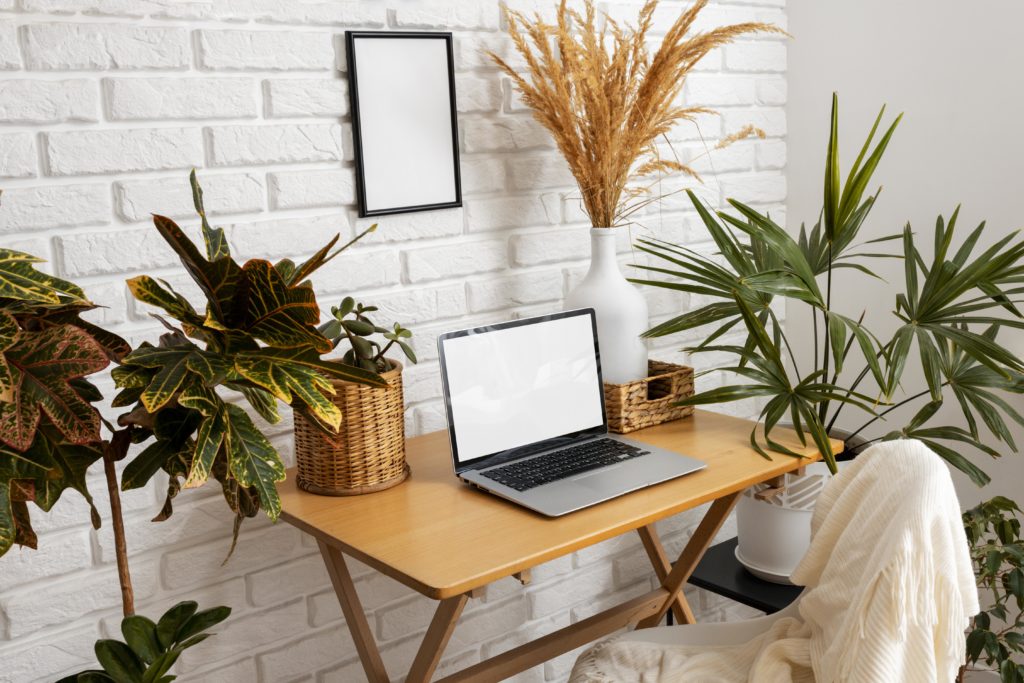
left=564, top=228, right=649, bottom=384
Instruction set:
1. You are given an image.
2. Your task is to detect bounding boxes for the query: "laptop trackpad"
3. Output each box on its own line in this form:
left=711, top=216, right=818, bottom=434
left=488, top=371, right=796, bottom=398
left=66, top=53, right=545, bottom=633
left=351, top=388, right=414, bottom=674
left=571, top=463, right=647, bottom=496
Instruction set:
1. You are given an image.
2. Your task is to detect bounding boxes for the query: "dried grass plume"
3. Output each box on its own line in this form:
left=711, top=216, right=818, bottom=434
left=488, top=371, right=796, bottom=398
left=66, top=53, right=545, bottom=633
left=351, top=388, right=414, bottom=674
left=490, top=0, right=783, bottom=227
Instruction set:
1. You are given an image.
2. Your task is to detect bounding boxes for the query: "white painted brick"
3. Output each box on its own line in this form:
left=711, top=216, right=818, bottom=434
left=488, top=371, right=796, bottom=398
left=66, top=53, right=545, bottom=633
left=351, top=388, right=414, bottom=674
left=507, top=155, right=575, bottom=191
left=0, top=22, right=19, bottom=69
left=0, top=528, right=91, bottom=589
left=467, top=270, right=562, bottom=313
left=757, top=138, right=787, bottom=170
left=247, top=554, right=329, bottom=608
left=269, top=168, right=353, bottom=209
left=393, top=1, right=500, bottom=30
left=756, top=76, right=788, bottom=105
left=106, top=77, right=258, bottom=120
left=258, top=626, right=355, bottom=681
left=456, top=74, right=502, bottom=113
left=723, top=107, right=786, bottom=137
left=315, top=248, right=403, bottom=294
left=22, top=23, right=189, bottom=70
left=355, top=209, right=464, bottom=243
left=466, top=196, right=557, bottom=232
left=1, top=559, right=156, bottom=638
left=59, top=227, right=178, bottom=276
left=719, top=172, right=786, bottom=203
left=228, top=213, right=349, bottom=261
left=207, top=123, right=342, bottom=166
left=45, top=127, right=203, bottom=175
left=198, top=29, right=334, bottom=71
left=686, top=74, right=757, bottom=106
left=0, top=183, right=110, bottom=232
left=0, top=625, right=100, bottom=682
left=0, top=133, right=37, bottom=179
left=726, top=41, right=787, bottom=73
left=116, top=172, right=264, bottom=222
left=0, top=80, right=98, bottom=123
left=370, top=283, right=467, bottom=325
left=455, top=34, right=525, bottom=71
left=401, top=362, right=441, bottom=404
left=184, top=656, right=258, bottom=683
left=265, top=77, right=348, bottom=117
left=463, top=117, right=553, bottom=153
left=511, top=229, right=589, bottom=266
left=460, top=157, right=506, bottom=194
left=404, top=239, right=506, bottom=283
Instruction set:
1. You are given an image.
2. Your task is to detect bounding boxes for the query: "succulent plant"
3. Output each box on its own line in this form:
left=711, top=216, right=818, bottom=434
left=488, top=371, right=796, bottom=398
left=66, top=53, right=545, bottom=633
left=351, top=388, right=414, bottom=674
left=320, top=297, right=416, bottom=373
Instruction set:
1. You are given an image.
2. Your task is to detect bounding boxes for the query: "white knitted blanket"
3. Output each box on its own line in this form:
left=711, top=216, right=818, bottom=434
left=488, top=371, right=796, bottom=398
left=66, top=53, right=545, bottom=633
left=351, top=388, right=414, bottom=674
left=569, top=439, right=980, bottom=682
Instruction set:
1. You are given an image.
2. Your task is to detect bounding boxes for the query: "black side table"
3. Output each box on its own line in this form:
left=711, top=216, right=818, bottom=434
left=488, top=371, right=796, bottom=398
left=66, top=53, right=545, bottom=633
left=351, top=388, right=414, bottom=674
left=687, top=537, right=802, bottom=614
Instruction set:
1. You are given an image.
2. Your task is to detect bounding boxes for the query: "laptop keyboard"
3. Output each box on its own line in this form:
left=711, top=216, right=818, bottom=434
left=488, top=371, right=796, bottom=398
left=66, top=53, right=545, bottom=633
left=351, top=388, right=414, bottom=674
left=480, top=439, right=650, bottom=491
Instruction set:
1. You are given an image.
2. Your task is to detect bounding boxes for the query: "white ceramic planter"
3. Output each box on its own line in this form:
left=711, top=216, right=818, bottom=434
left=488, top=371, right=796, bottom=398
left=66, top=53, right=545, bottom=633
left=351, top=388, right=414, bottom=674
left=735, top=461, right=833, bottom=584
left=565, top=228, right=649, bottom=384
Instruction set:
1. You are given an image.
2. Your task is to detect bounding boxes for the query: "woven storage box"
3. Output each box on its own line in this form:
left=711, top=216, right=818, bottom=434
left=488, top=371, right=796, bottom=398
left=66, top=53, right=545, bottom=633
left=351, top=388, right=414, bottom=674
left=294, top=361, right=409, bottom=496
left=603, top=360, right=694, bottom=434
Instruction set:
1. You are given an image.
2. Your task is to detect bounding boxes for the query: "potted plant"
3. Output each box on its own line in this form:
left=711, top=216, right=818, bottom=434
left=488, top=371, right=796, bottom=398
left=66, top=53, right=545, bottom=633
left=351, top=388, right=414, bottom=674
left=293, top=298, right=417, bottom=496
left=632, top=95, right=1024, bottom=580
left=1, top=170, right=389, bottom=680
left=961, top=496, right=1024, bottom=682
left=491, top=0, right=781, bottom=383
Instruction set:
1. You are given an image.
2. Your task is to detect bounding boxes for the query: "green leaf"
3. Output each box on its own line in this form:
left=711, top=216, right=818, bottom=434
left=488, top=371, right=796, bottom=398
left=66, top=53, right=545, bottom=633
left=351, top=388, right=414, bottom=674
left=224, top=404, right=285, bottom=521
left=0, top=248, right=87, bottom=304
left=155, top=602, right=198, bottom=650
left=121, top=410, right=202, bottom=490
left=233, top=354, right=340, bottom=430
left=232, top=259, right=331, bottom=352
left=94, top=639, right=145, bottom=683
left=183, top=406, right=227, bottom=489
left=126, top=276, right=203, bottom=327
left=121, top=615, right=161, bottom=665
left=174, top=605, right=231, bottom=645
left=823, top=92, right=841, bottom=241
left=189, top=169, right=230, bottom=261
left=0, top=324, right=109, bottom=451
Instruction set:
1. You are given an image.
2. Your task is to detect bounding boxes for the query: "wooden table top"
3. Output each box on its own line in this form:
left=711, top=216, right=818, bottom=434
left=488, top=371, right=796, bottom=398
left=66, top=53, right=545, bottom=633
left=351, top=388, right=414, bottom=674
left=277, top=410, right=832, bottom=599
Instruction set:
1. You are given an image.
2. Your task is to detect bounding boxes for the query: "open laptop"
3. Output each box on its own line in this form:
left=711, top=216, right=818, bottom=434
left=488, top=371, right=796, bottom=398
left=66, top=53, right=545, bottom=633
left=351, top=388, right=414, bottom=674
left=437, top=309, right=706, bottom=516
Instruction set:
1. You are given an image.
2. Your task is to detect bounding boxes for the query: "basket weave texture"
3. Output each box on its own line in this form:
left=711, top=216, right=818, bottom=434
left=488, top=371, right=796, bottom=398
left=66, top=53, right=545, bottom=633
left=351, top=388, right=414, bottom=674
left=294, top=360, right=408, bottom=496
left=603, top=360, right=694, bottom=434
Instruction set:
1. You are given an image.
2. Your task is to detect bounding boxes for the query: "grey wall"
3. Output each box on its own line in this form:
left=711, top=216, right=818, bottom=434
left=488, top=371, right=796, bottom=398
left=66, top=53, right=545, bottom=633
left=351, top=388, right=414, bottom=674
left=785, top=0, right=1024, bottom=505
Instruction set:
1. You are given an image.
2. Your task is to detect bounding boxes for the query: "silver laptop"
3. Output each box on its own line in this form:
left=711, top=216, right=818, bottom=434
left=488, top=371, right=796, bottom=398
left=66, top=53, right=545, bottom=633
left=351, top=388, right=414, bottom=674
left=437, top=309, right=705, bottom=516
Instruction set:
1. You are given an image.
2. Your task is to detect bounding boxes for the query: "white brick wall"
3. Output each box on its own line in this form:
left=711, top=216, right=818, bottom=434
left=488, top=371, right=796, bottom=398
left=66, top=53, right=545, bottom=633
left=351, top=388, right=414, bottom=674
left=0, top=1, right=785, bottom=681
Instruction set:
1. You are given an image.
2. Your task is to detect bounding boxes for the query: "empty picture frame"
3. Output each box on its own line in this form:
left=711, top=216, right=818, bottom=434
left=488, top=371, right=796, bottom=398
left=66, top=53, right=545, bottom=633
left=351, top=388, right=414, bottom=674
left=346, top=31, right=462, bottom=217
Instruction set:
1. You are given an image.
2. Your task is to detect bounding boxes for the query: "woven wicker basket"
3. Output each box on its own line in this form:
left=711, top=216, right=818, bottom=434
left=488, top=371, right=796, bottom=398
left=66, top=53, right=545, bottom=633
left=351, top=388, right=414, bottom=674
left=603, top=360, right=694, bottom=434
left=294, top=360, right=409, bottom=496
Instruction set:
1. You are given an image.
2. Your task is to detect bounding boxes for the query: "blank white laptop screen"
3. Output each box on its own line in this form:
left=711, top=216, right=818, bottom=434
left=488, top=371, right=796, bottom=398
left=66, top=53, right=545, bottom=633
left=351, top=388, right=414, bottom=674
left=441, top=314, right=605, bottom=464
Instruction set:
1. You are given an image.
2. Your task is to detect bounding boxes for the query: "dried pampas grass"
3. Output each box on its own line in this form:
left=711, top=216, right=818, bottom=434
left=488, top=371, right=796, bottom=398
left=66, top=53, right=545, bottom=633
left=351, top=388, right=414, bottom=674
left=490, top=0, right=783, bottom=228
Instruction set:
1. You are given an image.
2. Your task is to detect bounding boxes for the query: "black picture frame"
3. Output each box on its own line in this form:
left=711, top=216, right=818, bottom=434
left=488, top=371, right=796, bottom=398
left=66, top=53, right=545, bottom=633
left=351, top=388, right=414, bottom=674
left=346, top=31, right=463, bottom=218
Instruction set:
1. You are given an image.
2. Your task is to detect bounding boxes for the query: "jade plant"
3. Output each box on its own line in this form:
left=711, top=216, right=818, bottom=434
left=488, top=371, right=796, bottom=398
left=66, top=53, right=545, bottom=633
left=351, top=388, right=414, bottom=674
left=632, top=95, right=1024, bottom=484
left=320, top=297, right=416, bottom=373
left=961, top=497, right=1024, bottom=682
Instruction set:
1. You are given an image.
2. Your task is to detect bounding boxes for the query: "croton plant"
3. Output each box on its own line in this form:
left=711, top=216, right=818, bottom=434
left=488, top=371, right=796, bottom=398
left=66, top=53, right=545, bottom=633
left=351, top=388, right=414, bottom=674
left=1, top=172, right=388, bottom=678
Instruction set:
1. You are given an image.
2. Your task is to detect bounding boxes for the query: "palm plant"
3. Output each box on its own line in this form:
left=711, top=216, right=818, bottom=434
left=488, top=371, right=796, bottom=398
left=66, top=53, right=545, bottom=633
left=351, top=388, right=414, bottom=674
left=634, top=95, right=1024, bottom=484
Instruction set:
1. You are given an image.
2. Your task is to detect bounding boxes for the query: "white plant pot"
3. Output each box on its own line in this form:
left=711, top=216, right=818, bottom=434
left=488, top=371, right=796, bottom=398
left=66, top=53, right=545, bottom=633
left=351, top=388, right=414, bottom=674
left=735, top=461, right=834, bottom=585
left=565, top=228, right=649, bottom=384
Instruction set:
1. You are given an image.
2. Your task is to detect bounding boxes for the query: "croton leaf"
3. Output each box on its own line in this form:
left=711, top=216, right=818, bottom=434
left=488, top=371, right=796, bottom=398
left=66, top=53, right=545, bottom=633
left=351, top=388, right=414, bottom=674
left=223, top=404, right=284, bottom=521
left=121, top=408, right=202, bottom=491
left=127, top=276, right=205, bottom=329
left=0, top=324, right=109, bottom=451
left=0, top=248, right=86, bottom=304
left=0, top=446, right=50, bottom=556
left=233, top=353, right=340, bottom=429
left=0, top=310, right=18, bottom=401
left=232, top=260, right=331, bottom=352
left=183, top=405, right=227, bottom=490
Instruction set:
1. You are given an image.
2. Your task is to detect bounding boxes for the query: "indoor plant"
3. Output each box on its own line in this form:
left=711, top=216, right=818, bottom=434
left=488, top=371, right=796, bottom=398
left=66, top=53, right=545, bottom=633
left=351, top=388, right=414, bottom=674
left=633, top=95, right=1024, bottom=578
left=292, top=298, right=416, bottom=496
left=491, top=0, right=781, bottom=383
left=0, top=245, right=229, bottom=680
left=961, top=496, right=1024, bottom=683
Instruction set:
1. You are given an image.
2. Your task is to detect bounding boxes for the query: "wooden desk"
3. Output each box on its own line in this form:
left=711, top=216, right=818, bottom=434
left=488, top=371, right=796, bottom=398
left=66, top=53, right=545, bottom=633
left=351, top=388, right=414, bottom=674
left=277, top=410, right=833, bottom=682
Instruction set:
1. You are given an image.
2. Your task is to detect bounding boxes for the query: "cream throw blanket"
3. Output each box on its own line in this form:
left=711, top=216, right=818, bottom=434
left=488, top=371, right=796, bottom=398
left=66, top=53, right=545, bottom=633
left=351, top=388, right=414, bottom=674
left=569, top=439, right=980, bottom=682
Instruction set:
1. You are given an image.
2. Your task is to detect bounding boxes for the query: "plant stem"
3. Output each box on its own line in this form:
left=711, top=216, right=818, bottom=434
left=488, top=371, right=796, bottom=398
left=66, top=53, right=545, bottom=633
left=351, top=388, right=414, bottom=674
left=102, top=441, right=134, bottom=617
left=844, top=384, right=946, bottom=444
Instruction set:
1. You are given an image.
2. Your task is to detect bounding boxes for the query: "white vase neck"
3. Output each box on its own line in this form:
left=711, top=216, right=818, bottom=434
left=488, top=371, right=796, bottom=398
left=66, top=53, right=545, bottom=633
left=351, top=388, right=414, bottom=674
left=587, top=227, right=620, bottom=276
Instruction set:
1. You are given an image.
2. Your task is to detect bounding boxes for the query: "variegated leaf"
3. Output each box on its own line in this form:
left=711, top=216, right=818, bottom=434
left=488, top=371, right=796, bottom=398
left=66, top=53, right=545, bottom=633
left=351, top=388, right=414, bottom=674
left=0, top=325, right=109, bottom=451
left=0, top=248, right=86, bottom=304
left=0, top=449, right=49, bottom=556
left=0, top=311, right=18, bottom=401
left=139, top=349, right=193, bottom=413
left=237, top=385, right=280, bottom=424
left=121, top=409, right=201, bottom=490
left=190, top=169, right=231, bottom=261
left=223, top=404, right=284, bottom=521
left=184, top=406, right=227, bottom=489
left=127, top=275, right=204, bottom=327
left=245, top=347, right=387, bottom=387
left=233, top=260, right=330, bottom=352
left=233, top=355, right=340, bottom=430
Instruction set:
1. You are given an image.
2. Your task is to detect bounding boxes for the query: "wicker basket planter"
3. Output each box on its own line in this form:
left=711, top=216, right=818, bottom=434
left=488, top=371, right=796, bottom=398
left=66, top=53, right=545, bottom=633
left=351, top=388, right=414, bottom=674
left=294, top=360, right=409, bottom=496
left=603, top=360, right=694, bottom=434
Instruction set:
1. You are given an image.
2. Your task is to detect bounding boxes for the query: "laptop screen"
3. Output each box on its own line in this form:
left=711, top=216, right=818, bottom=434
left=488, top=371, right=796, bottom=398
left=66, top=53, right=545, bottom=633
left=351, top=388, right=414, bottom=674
left=438, top=310, right=607, bottom=468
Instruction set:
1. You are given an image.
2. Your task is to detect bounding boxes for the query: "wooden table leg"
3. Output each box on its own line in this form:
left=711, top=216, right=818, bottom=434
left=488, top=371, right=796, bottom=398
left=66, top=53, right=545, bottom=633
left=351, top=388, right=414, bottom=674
left=406, top=593, right=470, bottom=683
left=318, top=541, right=390, bottom=683
left=636, top=491, right=742, bottom=629
left=636, top=525, right=693, bottom=624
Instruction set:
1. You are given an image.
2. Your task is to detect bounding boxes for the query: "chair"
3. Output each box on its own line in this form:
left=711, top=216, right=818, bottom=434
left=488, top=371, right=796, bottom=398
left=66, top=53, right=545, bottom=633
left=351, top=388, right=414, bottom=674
left=570, top=439, right=980, bottom=683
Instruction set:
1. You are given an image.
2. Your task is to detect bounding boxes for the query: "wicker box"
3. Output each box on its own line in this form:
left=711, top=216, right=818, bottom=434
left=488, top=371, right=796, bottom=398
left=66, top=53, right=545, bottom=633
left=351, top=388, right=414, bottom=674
left=603, top=360, right=694, bottom=434
left=293, top=361, right=409, bottom=496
